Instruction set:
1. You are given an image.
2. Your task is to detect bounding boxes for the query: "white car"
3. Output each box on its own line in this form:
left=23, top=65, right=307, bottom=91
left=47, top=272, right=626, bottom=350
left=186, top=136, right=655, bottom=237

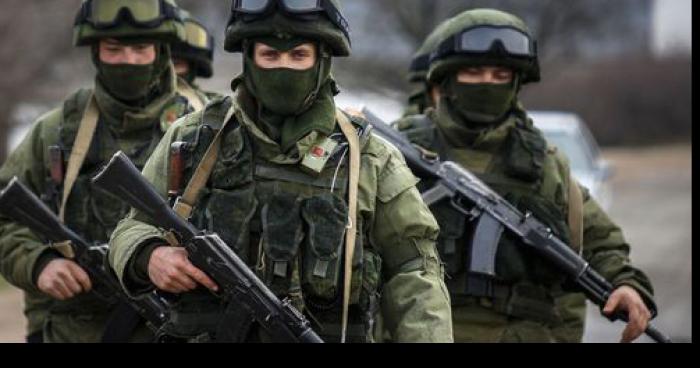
left=530, top=111, right=614, bottom=211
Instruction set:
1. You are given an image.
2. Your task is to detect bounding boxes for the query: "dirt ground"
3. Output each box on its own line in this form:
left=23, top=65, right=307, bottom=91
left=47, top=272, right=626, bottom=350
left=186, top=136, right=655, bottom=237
left=0, top=144, right=692, bottom=343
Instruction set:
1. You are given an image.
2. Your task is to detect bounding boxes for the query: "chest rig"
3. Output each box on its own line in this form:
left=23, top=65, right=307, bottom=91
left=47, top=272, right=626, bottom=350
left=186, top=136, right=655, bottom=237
left=42, top=89, right=186, bottom=313
left=421, top=115, right=577, bottom=325
left=166, top=98, right=381, bottom=343
left=47, top=90, right=184, bottom=244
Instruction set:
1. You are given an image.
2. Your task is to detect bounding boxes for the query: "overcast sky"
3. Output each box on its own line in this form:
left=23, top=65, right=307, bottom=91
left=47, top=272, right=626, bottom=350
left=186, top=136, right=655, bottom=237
left=653, top=0, right=692, bottom=55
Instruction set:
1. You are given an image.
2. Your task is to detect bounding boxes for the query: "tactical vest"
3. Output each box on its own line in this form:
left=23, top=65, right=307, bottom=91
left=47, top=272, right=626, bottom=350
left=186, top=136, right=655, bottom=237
left=411, top=114, right=577, bottom=325
left=161, top=98, right=381, bottom=343
left=43, top=88, right=189, bottom=314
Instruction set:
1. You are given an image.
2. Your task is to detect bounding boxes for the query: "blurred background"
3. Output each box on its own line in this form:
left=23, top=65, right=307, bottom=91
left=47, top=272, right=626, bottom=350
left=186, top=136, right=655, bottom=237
left=0, top=0, right=692, bottom=343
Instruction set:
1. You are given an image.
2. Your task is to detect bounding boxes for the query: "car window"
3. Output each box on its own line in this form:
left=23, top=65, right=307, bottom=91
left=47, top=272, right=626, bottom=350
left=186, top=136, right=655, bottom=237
left=542, top=132, right=595, bottom=172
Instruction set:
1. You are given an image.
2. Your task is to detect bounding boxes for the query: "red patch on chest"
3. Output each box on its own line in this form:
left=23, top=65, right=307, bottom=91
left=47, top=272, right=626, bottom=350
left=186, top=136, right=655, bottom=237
left=311, top=146, right=325, bottom=157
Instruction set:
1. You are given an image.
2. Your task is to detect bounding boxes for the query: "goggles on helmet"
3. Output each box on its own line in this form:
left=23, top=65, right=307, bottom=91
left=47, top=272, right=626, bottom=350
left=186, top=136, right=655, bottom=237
left=75, top=0, right=182, bottom=30
left=183, top=20, right=212, bottom=51
left=409, top=54, right=430, bottom=73
left=229, top=0, right=350, bottom=43
left=431, top=25, right=536, bottom=62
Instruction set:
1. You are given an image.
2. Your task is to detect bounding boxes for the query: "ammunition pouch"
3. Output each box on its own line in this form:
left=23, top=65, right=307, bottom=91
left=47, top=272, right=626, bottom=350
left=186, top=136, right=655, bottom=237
left=261, top=193, right=304, bottom=296
left=300, top=193, right=347, bottom=302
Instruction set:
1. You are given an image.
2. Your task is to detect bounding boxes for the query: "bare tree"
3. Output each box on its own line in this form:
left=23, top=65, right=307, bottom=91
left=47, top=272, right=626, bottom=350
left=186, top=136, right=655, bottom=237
left=0, top=0, right=83, bottom=165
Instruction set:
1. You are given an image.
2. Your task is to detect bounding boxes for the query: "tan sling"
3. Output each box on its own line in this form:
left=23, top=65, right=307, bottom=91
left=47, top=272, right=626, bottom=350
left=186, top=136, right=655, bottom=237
left=335, top=110, right=360, bottom=343
left=176, top=79, right=206, bottom=113
left=54, top=94, right=99, bottom=258
left=173, top=105, right=237, bottom=219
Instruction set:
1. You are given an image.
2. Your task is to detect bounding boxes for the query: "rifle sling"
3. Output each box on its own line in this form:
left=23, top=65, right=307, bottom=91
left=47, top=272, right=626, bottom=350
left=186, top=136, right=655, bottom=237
left=57, top=94, right=99, bottom=258
left=173, top=105, right=236, bottom=219
left=176, top=78, right=206, bottom=113
left=336, top=110, right=360, bottom=344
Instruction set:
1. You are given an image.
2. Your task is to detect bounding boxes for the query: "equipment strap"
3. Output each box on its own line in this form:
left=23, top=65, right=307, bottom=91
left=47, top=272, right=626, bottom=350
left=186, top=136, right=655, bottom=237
left=336, top=109, right=360, bottom=343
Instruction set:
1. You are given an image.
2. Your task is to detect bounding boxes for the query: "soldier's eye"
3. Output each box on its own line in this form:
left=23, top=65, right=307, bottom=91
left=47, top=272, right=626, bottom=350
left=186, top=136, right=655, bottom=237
left=494, top=71, right=513, bottom=81
left=261, top=51, right=280, bottom=60
left=292, top=50, right=309, bottom=59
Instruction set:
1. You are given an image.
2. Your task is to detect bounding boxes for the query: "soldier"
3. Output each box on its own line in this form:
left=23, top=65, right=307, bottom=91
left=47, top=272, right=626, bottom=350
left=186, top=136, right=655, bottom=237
left=0, top=0, right=199, bottom=343
left=398, top=10, right=591, bottom=344
left=170, top=8, right=220, bottom=110
left=108, top=0, right=453, bottom=343
left=395, top=9, right=656, bottom=343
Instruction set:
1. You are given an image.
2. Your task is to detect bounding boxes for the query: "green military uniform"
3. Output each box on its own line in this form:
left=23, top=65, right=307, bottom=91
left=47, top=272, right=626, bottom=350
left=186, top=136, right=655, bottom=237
left=395, top=9, right=656, bottom=342
left=108, top=0, right=453, bottom=343
left=0, top=0, right=194, bottom=343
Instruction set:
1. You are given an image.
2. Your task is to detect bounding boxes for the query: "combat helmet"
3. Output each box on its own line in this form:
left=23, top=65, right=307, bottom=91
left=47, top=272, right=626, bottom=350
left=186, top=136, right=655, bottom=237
left=224, top=0, right=352, bottom=57
left=427, top=8, right=540, bottom=85
left=171, top=9, right=215, bottom=78
left=73, top=0, right=186, bottom=47
left=404, top=15, right=461, bottom=115
left=408, top=18, right=455, bottom=84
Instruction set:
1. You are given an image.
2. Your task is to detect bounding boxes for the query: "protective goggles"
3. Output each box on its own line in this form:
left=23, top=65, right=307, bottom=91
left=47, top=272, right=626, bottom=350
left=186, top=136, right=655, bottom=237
left=75, top=0, right=182, bottom=30
left=432, top=26, right=536, bottom=61
left=230, top=0, right=350, bottom=41
left=409, top=54, right=430, bottom=73
left=184, top=20, right=212, bottom=51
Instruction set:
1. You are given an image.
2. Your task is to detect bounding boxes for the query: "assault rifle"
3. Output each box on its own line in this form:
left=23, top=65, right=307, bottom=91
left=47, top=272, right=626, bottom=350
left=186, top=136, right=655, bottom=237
left=91, top=152, right=323, bottom=343
left=0, top=177, right=171, bottom=341
left=362, top=108, right=671, bottom=343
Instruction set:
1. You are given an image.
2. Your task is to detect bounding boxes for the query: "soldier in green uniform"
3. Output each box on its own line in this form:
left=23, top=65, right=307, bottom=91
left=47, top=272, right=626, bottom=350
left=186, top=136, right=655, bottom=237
left=108, top=0, right=453, bottom=343
left=170, top=8, right=220, bottom=110
left=0, top=0, right=198, bottom=343
left=399, top=10, right=592, bottom=344
left=394, top=9, right=656, bottom=343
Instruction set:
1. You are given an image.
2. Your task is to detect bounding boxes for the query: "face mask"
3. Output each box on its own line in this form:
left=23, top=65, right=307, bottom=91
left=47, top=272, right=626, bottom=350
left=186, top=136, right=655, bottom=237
left=97, top=63, right=156, bottom=102
left=246, top=59, right=320, bottom=116
left=93, top=41, right=165, bottom=103
left=445, top=75, right=517, bottom=125
left=243, top=37, right=326, bottom=116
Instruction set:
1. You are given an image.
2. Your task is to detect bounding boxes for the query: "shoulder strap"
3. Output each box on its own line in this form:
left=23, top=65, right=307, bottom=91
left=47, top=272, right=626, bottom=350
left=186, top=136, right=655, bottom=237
left=173, top=104, right=237, bottom=219
left=336, top=109, right=360, bottom=343
left=59, top=94, right=99, bottom=223
left=568, top=172, right=584, bottom=255
left=52, top=94, right=99, bottom=259
left=177, top=78, right=207, bottom=113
